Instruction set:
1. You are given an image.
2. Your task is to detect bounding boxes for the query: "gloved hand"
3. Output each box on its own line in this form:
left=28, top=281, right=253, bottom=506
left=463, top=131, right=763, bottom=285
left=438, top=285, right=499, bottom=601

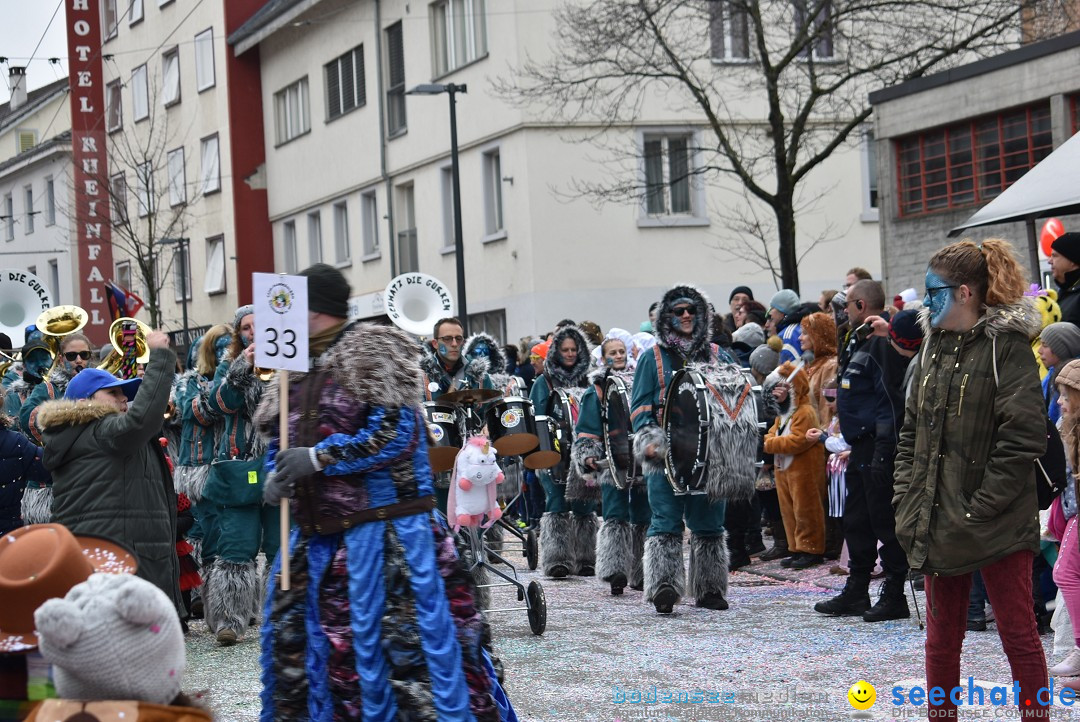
left=263, top=447, right=317, bottom=505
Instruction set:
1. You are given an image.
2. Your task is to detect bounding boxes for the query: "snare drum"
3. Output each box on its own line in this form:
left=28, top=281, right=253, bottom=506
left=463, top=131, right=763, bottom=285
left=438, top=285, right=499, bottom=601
left=423, top=401, right=462, bottom=473
left=486, top=396, right=538, bottom=456
left=602, top=374, right=640, bottom=490
left=523, top=415, right=561, bottom=470
left=661, top=369, right=711, bottom=495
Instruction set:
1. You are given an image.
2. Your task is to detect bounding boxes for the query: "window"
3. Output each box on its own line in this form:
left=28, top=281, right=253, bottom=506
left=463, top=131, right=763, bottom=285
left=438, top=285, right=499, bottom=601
left=132, top=65, right=149, bottom=121
left=386, top=22, right=407, bottom=136
left=200, top=135, right=220, bottom=194
left=129, top=0, right=143, bottom=24
left=45, top=178, right=55, bottom=226
left=710, top=0, right=750, bottom=60
left=307, top=212, right=322, bottom=263
left=106, top=80, right=123, bottom=131
left=642, top=133, right=696, bottom=216
left=16, top=130, right=36, bottom=153
left=101, top=0, right=118, bottom=39
left=361, top=191, right=379, bottom=257
left=431, top=0, right=488, bottom=77
left=794, top=0, right=834, bottom=60
left=167, top=147, right=186, bottom=206
left=162, top=48, right=181, bottom=107
left=283, top=221, right=298, bottom=273
left=135, top=161, right=153, bottom=217
left=396, top=183, right=418, bottom=273
left=440, top=166, right=454, bottom=251
left=173, top=245, right=191, bottom=303
left=275, top=78, right=310, bottom=145
left=467, top=309, right=506, bottom=344
left=3, top=195, right=12, bottom=242
left=48, top=261, right=59, bottom=305
left=205, top=236, right=226, bottom=294
left=333, top=201, right=351, bottom=265
left=116, top=260, right=133, bottom=293
left=325, top=45, right=366, bottom=120
left=110, top=174, right=128, bottom=224
left=194, top=29, right=215, bottom=91
left=861, top=129, right=879, bottom=221
left=897, top=103, right=1053, bottom=216
left=482, top=148, right=504, bottom=237
left=23, top=187, right=34, bottom=235
left=27, top=266, right=36, bottom=277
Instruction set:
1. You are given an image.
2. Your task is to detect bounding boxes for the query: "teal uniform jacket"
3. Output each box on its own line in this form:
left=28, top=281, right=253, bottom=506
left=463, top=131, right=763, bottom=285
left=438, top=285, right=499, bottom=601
left=531, top=373, right=594, bottom=515
left=174, top=369, right=219, bottom=467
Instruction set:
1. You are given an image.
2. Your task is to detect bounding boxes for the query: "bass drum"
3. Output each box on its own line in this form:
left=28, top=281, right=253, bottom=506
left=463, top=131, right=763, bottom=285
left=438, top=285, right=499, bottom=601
left=423, top=402, right=462, bottom=473
left=602, top=374, right=640, bottom=490
left=661, top=369, right=711, bottom=496
left=524, top=415, right=561, bottom=470
left=486, top=396, right=538, bottom=456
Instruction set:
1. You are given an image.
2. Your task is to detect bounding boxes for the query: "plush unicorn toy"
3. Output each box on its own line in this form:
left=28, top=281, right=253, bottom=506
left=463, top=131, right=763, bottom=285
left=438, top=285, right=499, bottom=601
left=448, top=436, right=504, bottom=531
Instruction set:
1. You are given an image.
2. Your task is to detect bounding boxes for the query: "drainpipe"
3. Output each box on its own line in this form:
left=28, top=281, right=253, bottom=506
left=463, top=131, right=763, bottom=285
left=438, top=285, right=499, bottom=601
left=374, top=0, right=397, bottom=277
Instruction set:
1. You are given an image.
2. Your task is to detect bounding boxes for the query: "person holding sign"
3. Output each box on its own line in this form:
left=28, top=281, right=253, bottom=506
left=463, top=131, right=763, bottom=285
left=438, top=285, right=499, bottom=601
left=256, top=264, right=516, bottom=722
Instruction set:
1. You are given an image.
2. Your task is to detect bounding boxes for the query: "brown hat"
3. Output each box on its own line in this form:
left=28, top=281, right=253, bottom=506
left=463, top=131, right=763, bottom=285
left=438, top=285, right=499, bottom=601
left=0, top=524, right=137, bottom=654
left=1057, top=359, right=1080, bottom=394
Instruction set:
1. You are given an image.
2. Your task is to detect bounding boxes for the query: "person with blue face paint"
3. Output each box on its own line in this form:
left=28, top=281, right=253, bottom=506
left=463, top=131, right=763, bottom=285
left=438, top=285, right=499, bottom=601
left=894, top=238, right=1050, bottom=720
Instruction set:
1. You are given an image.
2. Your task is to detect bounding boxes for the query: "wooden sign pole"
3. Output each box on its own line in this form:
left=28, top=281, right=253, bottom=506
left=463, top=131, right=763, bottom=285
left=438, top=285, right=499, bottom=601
left=279, top=370, right=290, bottom=590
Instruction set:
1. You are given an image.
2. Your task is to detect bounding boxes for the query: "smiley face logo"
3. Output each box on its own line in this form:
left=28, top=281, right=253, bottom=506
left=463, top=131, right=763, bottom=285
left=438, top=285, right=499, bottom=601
left=847, top=680, right=876, bottom=710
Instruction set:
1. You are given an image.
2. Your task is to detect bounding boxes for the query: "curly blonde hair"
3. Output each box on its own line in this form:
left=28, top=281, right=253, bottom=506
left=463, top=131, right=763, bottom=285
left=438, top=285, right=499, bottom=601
left=928, top=238, right=1027, bottom=308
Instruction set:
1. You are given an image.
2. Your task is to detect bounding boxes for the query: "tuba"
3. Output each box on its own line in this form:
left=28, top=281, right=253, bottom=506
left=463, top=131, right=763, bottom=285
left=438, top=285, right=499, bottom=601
left=383, top=272, right=454, bottom=338
left=36, top=305, right=89, bottom=376
left=99, top=317, right=151, bottom=379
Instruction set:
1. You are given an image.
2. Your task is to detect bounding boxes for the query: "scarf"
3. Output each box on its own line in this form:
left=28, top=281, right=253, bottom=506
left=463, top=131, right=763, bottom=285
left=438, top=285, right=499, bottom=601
left=310, top=321, right=348, bottom=358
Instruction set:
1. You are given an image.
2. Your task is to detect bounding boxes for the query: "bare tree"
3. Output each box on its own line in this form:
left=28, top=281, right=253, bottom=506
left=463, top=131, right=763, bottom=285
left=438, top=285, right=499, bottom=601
left=495, top=0, right=1034, bottom=293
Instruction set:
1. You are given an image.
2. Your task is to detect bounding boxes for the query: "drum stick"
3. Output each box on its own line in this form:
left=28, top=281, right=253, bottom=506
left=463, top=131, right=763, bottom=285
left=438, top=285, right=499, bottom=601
left=279, top=370, right=291, bottom=591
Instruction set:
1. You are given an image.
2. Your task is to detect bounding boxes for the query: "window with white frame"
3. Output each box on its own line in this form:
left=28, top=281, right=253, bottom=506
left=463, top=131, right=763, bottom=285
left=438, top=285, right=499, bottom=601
left=283, top=221, right=298, bottom=273
left=129, top=0, right=143, bottom=24
left=194, top=29, right=215, bottom=91
left=102, top=0, right=118, bottom=39
left=106, top=80, right=123, bottom=131
left=482, top=148, right=504, bottom=237
left=132, top=65, right=149, bottom=121
left=431, top=0, right=487, bottom=77
left=396, top=183, right=418, bottom=273
left=167, top=147, right=186, bottom=206
left=361, top=191, right=379, bottom=257
left=23, top=186, right=33, bottom=235
left=333, top=201, right=351, bottom=265
left=440, top=166, right=455, bottom=250
left=135, top=162, right=153, bottom=217
left=275, top=78, right=310, bottom=145
left=173, top=245, right=191, bottom=303
left=205, top=236, right=226, bottom=294
left=200, top=135, right=220, bottom=194
left=641, top=133, right=698, bottom=218
left=385, top=23, right=406, bottom=136
left=45, top=178, right=55, bottom=225
left=326, top=45, right=366, bottom=120
left=709, top=0, right=750, bottom=60
left=162, top=47, right=181, bottom=106
left=48, top=261, right=59, bottom=305
left=307, top=211, right=322, bottom=264
left=110, top=174, right=128, bottom=224
left=861, top=128, right=879, bottom=220
left=3, top=194, right=12, bottom=241
left=794, top=0, right=834, bottom=60
left=116, top=260, right=133, bottom=293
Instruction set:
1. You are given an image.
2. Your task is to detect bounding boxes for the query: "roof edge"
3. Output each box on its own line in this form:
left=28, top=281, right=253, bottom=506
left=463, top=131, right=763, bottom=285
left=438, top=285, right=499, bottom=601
left=228, top=0, right=326, bottom=55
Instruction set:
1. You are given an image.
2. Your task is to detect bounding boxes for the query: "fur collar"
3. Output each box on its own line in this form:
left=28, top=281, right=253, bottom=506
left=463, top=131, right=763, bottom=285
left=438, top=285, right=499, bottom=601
left=37, top=399, right=120, bottom=430
left=655, top=284, right=714, bottom=363
left=323, top=322, right=423, bottom=407
left=418, top=343, right=490, bottom=389
left=918, top=298, right=1041, bottom=342
left=46, top=364, right=74, bottom=390
left=587, top=366, right=634, bottom=389
left=544, top=325, right=592, bottom=388
left=463, top=333, right=506, bottom=373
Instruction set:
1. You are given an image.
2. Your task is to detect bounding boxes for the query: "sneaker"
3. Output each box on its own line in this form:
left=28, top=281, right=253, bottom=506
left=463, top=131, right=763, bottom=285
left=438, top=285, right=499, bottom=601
left=696, top=592, right=729, bottom=610
left=814, top=576, right=871, bottom=616
left=514, top=519, right=528, bottom=530
left=609, top=573, right=627, bottom=596
left=967, top=618, right=987, bottom=632
left=216, top=628, right=238, bottom=647
left=653, top=584, right=678, bottom=614
left=1050, top=648, right=1080, bottom=677
left=549, top=564, right=569, bottom=579
left=789, top=554, right=824, bottom=570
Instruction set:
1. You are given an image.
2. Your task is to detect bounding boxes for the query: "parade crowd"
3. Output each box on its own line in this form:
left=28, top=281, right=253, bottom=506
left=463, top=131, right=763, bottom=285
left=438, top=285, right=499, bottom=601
left=2, top=233, right=1080, bottom=720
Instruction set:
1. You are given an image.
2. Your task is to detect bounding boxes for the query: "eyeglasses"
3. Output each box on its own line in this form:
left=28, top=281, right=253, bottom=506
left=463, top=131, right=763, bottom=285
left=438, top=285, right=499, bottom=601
left=437, top=335, right=465, bottom=345
left=672, top=306, right=696, bottom=317
left=64, top=351, right=91, bottom=361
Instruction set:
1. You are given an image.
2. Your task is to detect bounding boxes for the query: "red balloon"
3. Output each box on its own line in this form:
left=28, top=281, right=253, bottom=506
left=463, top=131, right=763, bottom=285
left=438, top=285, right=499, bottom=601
left=1041, top=218, right=1065, bottom=257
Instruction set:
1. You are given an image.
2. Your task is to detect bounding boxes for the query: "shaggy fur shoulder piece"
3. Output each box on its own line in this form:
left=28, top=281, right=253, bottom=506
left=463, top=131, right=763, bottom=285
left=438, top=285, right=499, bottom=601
left=571, top=433, right=607, bottom=486
left=222, top=353, right=265, bottom=417
left=36, top=399, right=120, bottom=430
left=918, top=297, right=1041, bottom=342
left=323, top=323, right=423, bottom=408
left=46, top=365, right=74, bottom=389
left=655, top=284, right=714, bottom=363
left=463, top=333, right=506, bottom=373
left=634, top=424, right=667, bottom=477
left=545, top=325, right=592, bottom=388
left=417, top=344, right=490, bottom=389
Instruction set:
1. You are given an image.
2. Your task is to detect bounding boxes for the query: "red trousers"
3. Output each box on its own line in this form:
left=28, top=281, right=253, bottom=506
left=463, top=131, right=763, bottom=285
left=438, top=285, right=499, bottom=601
left=924, top=550, right=1049, bottom=719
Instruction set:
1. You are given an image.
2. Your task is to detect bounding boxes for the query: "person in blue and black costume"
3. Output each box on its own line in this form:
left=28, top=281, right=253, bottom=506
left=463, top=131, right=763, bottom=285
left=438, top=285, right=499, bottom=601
left=631, top=284, right=759, bottom=615
left=530, top=324, right=597, bottom=579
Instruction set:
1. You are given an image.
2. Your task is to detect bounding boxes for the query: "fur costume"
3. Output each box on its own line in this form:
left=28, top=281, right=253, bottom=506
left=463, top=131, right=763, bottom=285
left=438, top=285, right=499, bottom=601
left=464, top=333, right=511, bottom=392
left=539, top=511, right=575, bottom=575
left=205, top=560, right=257, bottom=638
left=20, top=486, right=53, bottom=525
left=654, top=285, right=716, bottom=364
left=418, top=343, right=490, bottom=400
left=595, top=518, right=635, bottom=584
left=800, top=312, right=838, bottom=428
left=643, top=534, right=685, bottom=604
left=688, top=533, right=730, bottom=603
left=570, top=511, right=598, bottom=573
left=543, top=326, right=592, bottom=390
left=762, top=363, right=827, bottom=556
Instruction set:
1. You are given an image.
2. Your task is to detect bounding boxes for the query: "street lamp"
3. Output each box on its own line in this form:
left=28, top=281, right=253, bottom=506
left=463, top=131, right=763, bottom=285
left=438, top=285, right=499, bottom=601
left=158, top=237, right=190, bottom=342
left=407, top=83, right=468, bottom=333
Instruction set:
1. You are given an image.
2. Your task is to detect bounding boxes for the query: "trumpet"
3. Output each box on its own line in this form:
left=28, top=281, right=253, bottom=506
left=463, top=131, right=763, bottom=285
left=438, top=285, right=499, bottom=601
left=36, top=306, right=89, bottom=376
left=99, top=317, right=152, bottom=379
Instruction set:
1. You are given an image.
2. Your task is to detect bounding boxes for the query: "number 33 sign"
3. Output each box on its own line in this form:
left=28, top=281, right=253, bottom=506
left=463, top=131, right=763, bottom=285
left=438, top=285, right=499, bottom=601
left=253, top=273, right=310, bottom=373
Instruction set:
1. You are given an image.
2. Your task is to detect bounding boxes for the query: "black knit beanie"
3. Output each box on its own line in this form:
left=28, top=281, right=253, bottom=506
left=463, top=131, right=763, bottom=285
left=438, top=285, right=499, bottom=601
left=1052, top=232, right=1080, bottom=266
left=299, top=263, right=351, bottom=318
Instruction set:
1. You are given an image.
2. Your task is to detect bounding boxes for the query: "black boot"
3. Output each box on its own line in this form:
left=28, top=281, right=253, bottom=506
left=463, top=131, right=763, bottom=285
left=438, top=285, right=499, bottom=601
left=814, top=574, right=871, bottom=616
left=745, top=532, right=766, bottom=557
left=610, top=572, right=627, bottom=596
left=653, top=584, right=678, bottom=614
left=823, top=517, right=844, bottom=560
left=759, top=536, right=790, bottom=562
left=729, top=550, right=752, bottom=572
left=862, top=575, right=910, bottom=622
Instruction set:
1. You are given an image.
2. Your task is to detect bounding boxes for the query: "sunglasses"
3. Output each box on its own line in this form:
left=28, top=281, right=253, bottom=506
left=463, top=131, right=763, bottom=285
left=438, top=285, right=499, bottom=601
left=672, top=306, right=697, bottom=317
left=529, top=354, right=543, bottom=362
left=64, top=351, right=92, bottom=361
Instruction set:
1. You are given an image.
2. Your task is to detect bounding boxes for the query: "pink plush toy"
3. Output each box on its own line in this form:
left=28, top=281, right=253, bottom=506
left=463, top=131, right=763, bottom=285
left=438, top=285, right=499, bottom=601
left=447, top=436, right=504, bottom=531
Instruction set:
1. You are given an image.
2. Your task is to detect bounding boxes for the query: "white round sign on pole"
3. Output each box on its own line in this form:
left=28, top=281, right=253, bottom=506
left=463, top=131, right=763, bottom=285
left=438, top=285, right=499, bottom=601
left=252, top=273, right=309, bottom=373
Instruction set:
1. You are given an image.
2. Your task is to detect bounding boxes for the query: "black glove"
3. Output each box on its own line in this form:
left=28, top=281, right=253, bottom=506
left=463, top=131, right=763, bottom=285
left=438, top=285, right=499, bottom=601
left=263, top=447, right=317, bottom=505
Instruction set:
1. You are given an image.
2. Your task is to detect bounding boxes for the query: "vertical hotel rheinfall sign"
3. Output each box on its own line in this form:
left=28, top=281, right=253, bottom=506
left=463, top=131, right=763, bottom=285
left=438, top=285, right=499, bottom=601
left=65, top=0, right=114, bottom=344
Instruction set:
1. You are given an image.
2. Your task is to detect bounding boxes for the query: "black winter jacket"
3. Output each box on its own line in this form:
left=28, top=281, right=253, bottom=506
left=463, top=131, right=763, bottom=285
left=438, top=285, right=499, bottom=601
left=0, top=423, right=50, bottom=535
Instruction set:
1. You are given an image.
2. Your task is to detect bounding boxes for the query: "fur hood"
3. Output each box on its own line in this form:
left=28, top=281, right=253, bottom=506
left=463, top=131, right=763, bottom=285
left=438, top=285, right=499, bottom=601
left=800, top=312, right=837, bottom=358
left=45, top=364, right=75, bottom=392
left=544, top=325, right=592, bottom=388
left=418, top=342, right=490, bottom=390
left=463, top=333, right=506, bottom=374
left=918, top=298, right=1041, bottom=341
left=36, top=399, right=121, bottom=430
left=587, top=365, right=634, bottom=389
left=654, top=284, right=714, bottom=363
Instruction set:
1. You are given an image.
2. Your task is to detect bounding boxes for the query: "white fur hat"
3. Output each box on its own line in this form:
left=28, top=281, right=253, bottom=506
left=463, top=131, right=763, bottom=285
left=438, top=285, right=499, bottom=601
left=34, top=574, right=185, bottom=705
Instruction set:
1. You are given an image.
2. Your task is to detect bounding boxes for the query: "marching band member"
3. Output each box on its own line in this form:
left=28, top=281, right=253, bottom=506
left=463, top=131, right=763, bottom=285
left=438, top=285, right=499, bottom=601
left=464, top=332, right=513, bottom=392
left=573, top=331, right=651, bottom=595
left=630, top=285, right=757, bottom=614
left=530, top=324, right=596, bottom=578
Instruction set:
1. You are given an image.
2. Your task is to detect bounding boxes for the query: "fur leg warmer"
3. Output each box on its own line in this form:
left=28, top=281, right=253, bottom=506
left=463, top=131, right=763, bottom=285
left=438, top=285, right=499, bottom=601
left=631, top=524, right=648, bottom=589
left=206, top=559, right=258, bottom=637
left=689, top=533, right=730, bottom=602
left=539, top=512, right=574, bottom=576
left=571, top=512, right=598, bottom=573
left=595, top=518, right=634, bottom=582
left=643, top=533, right=685, bottom=604
left=20, top=486, right=52, bottom=525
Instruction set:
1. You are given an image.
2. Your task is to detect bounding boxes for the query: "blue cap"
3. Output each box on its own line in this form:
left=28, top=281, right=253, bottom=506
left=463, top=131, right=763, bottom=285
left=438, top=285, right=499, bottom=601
left=64, top=368, right=141, bottom=401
